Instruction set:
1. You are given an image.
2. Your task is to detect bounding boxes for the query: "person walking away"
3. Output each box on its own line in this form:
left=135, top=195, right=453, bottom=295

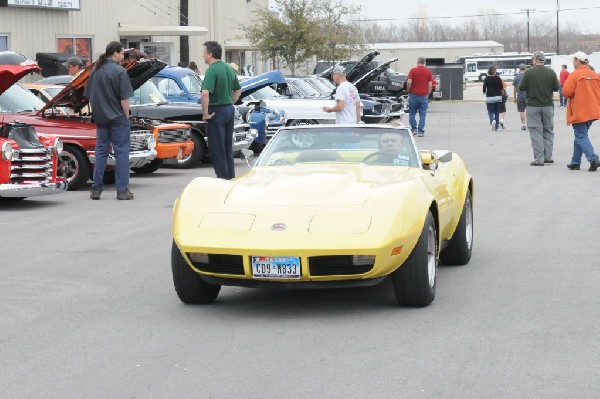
left=84, top=41, right=134, bottom=200
left=201, top=41, right=241, bottom=180
left=63, top=56, right=84, bottom=78
left=519, top=51, right=560, bottom=166
left=562, top=51, right=600, bottom=172
left=497, top=72, right=508, bottom=129
left=407, top=57, right=433, bottom=137
left=559, top=64, right=570, bottom=107
left=482, top=66, right=504, bottom=131
left=322, top=65, right=361, bottom=124
left=513, top=64, right=528, bottom=131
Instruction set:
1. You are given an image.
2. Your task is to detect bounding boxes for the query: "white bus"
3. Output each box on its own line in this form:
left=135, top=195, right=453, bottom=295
left=456, top=53, right=554, bottom=82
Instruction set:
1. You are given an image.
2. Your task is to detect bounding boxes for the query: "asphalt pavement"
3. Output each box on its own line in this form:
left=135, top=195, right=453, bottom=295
left=2, top=98, right=599, bottom=398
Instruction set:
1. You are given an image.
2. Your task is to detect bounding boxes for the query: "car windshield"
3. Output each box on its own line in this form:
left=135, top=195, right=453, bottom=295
left=305, top=78, right=332, bottom=95
left=130, top=81, right=168, bottom=105
left=181, top=73, right=202, bottom=96
left=244, top=86, right=282, bottom=101
left=289, top=79, right=321, bottom=97
left=0, top=84, right=47, bottom=113
left=44, top=87, right=64, bottom=98
left=256, top=127, right=420, bottom=168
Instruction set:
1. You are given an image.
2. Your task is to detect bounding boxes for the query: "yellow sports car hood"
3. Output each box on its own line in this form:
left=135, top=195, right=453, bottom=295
left=225, top=165, right=412, bottom=206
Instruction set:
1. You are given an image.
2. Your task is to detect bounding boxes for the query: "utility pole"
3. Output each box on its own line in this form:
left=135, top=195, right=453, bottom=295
left=180, top=0, right=189, bottom=66
left=556, top=1, right=560, bottom=54
left=521, top=8, right=535, bottom=52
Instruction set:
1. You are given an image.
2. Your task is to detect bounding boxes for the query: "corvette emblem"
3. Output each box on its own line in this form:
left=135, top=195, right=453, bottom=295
left=271, top=223, right=286, bottom=231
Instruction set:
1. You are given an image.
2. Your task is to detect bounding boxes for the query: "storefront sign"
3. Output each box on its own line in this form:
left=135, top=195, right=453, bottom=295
left=0, top=0, right=81, bottom=10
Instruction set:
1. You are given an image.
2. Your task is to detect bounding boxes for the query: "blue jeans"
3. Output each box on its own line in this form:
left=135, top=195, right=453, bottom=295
left=93, top=116, right=131, bottom=193
left=571, top=121, right=599, bottom=164
left=559, top=86, right=565, bottom=106
left=206, top=104, right=235, bottom=180
left=408, top=94, right=428, bottom=133
left=486, top=102, right=500, bottom=129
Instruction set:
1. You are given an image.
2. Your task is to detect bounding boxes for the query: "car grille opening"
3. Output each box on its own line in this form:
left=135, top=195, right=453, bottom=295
left=157, top=128, right=191, bottom=143
left=309, top=255, right=374, bottom=276
left=10, top=148, right=53, bottom=184
left=130, top=131, right=152, bottom=151
left=187, top=253, right=244, bottom=276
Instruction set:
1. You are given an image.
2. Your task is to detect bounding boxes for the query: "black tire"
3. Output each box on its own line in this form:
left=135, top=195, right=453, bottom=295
left=170, top=131, right=205, bottom=169
left=58, top=144, right=91, bottom=191
left=171, top=241, right=221, bottom=304
left=392, top=212, right=437, bottom=307
left=131, top=159, right=163, bottom=174
left=441, top=192, right=473, bottom=266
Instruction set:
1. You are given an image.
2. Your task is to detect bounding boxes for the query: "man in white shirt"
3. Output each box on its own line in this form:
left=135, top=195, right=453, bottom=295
left=322, top=65, right=361, bottom=124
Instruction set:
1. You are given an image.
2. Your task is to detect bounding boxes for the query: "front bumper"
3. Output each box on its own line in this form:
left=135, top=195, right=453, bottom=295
left=0, top=180, right=68, bottom=198
left=88, top=149, right=157, bottom=168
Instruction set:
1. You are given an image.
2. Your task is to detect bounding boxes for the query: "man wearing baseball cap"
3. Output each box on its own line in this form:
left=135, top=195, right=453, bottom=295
left=62, top=56, right=83, bottom=77
left=322, top=65, right=361, bottom=124
left=519, top=51, right=560, bottom=166
left=562, top=51, right=600, bottom=171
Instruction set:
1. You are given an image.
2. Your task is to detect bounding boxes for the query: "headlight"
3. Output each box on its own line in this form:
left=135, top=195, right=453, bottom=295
left=2, top=142, right=12, bottom=161
left=249, top=128, right=258, bottom=138
left=146, top=135, right=156, bottom=150
left=54, top=138, right=63, bottom=156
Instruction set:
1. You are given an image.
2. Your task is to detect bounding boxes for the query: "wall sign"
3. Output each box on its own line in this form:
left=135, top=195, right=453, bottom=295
left=0, top=0, right=81, bottom=10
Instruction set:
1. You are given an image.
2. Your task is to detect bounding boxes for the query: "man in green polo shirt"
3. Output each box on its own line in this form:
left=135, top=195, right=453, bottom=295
left=519, top=51, right=560, bottom=166
left=201, top=41, right=241, bottom=180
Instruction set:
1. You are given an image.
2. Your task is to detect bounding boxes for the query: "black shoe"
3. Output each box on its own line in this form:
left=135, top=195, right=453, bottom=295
left=90, top=187, right=102, bottom=200
left=589, top=159, right=600, bottom=172
left=566, top=164, right=581, bottom=170
left=544, top=159, right=554, bottom=164
left=530, top=160, right=544, bottom=166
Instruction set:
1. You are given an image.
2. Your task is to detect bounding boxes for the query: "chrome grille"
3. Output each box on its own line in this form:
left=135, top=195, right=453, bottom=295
left=157, top=128, right=191, bottom=144
left=130, top=131, right=152, bottom=151
left=10, top=148, right=53, bottom=184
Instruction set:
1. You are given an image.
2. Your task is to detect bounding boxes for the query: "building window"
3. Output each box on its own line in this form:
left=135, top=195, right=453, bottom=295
left=57, top=37, right=92, bottom=65
left=0, top=35, right=7, bottom=51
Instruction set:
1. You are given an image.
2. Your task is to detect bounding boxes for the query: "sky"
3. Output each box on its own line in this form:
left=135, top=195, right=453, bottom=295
left=338, top=0, right=600, bottom=34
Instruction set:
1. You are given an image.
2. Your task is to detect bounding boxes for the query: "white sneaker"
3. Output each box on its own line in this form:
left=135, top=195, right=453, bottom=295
left=500, top=121, right=505, bottom=129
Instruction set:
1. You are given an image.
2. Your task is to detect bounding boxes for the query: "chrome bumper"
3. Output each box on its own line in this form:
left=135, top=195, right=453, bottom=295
left=0, top=180, right=68, bottom=198
left=88, top=150, right=157, bottom=168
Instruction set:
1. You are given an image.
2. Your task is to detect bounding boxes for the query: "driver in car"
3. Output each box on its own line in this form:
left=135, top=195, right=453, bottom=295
left=364, top=132, right=411, bottom=165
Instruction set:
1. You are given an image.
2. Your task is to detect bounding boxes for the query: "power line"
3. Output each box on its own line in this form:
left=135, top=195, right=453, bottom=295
left=358, top=5, right=600, bottom=21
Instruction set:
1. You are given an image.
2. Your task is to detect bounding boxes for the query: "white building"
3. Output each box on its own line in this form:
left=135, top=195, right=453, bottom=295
left=0, top=0, right=270, bottom=73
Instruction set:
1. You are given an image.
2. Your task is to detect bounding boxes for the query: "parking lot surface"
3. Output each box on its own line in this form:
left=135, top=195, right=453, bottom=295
left=2, top=100, right=599, bottom=398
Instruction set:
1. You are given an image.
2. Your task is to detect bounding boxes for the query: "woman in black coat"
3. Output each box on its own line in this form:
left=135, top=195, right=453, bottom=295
left=483, top=66, right=505, bottom=131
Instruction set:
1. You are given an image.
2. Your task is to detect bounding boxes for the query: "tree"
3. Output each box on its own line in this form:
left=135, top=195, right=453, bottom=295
left=243, top=0, right=366, bottom=75
left=312, top=0, right=365, bottom=63
left=243, top=0, right=324, bottom=76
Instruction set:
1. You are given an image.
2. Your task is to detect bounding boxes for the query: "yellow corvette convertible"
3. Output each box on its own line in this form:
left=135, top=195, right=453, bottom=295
left=172, top=125, right=473, bottom=307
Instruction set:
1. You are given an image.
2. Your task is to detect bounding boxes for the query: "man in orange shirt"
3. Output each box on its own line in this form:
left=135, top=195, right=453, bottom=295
left=562, top=51, right=600, bottom=171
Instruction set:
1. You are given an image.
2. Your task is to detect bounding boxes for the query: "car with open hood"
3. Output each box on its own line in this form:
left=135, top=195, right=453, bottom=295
left=171, top=124, right=474, bottom=307
left=27, top=60, right=196, bottom=174
left=0, top=58, right=167, bottom=189
left=238, top=70, right=336, bottom=126
left=0, top=52, right=66, bottom=199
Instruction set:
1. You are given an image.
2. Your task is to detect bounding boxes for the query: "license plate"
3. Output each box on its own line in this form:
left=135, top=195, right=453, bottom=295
left=252, top=256, right=301, bottom=279
left=176, top=147, right=184, bottom=160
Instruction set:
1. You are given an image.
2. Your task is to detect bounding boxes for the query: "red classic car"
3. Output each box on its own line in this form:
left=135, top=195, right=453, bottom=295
left=0, top=53, right=67, bottom=199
